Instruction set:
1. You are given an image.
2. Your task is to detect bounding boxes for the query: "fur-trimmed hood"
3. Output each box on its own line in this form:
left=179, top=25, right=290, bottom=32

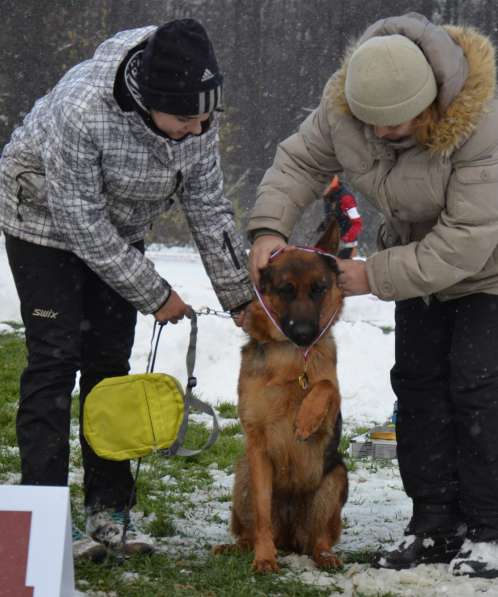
left=325, top=16, right=496, bottom=157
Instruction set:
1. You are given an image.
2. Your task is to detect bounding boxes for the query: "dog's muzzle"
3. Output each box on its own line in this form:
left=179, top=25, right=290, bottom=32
left=282, top=319, right=318, bottom=347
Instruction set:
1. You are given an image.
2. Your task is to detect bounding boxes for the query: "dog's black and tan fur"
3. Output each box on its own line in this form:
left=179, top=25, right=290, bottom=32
left=215, top=220, right=348, bottom=572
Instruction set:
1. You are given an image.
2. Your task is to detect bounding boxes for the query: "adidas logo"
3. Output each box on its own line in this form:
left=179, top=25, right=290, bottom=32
left=201, top=68, right=215, bottom=82
left=32, top=308, right=59, bottom=319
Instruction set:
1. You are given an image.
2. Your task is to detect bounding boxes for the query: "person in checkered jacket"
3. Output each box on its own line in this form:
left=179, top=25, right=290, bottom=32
left=0, top=19, right=252, bottom=558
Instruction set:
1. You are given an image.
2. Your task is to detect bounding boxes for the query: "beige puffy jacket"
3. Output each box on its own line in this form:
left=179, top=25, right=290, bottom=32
left=247, top=13, right=498, bottom=302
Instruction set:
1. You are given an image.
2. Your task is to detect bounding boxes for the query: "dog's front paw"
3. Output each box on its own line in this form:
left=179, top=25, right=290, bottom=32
left=294, top=391, right=330, bottom=441
left=294, top=411, right=324, bottom=441
left=252, top=556, right=280, bottom=573
left=253, top=541, right=279, bottom=573
left=313, top=550, right=342, bottom=569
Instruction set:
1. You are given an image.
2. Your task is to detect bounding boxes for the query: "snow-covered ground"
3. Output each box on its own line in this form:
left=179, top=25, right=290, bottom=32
left=2, top=241, right=498, bottom=595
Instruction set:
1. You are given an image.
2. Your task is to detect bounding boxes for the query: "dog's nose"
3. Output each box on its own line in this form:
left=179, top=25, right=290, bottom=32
left=284, top=320, right=318, bottom=347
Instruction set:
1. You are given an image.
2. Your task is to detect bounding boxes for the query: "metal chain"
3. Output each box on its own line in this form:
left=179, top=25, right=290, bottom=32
left=194, top=306, right=232, bottom=319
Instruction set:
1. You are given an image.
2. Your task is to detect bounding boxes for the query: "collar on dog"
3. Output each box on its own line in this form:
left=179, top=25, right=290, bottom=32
left=254, top=246, right=340, bottom=390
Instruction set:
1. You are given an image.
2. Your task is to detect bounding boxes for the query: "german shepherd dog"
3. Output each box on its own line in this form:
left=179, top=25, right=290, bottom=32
left=214, top=219, right=348, bottom=572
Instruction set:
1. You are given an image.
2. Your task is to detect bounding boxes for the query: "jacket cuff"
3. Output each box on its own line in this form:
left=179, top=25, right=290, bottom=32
left=365, top=252, right=396, bottom=301
left=216, top=283, right=254, bottom=313
left=230, top=299, right=252, bottom=315
left=147, top=283, right=172, bottom=315
left=249, top=228, right=288, bottom=243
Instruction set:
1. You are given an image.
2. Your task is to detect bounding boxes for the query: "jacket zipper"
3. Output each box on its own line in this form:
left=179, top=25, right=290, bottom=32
left=222, top=231, right=241, bottom=270
left=15, top=182, right=24, bottom=221
left=164, top=170, right=183, bottom=206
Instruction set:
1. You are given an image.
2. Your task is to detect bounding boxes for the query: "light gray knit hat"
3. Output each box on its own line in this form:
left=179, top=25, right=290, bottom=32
left=345, top=34, right=437, bottom=126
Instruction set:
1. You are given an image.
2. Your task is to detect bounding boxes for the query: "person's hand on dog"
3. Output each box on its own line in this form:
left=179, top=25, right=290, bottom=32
left=249, top=234, right=290, bottom=285
left=336, top=258, right=371, bottom=296
left=154, top=289, right=193, bottom=324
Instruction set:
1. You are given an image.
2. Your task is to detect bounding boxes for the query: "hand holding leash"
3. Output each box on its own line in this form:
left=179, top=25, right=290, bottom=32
left=154, top=289, right=193, bottom=324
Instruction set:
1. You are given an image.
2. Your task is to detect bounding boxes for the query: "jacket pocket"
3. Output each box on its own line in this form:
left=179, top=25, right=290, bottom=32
left=455, top=161, right=498, bottom=184
left=14, top=169, right=47, bottom=204
left=10, top=167, right=47, bottom=221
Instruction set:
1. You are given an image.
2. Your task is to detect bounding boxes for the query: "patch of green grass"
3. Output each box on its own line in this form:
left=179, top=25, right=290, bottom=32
left=76, top=552, right=339, bottom=597
left=220, top=422, right=242, bottom=436
left=0, top=447, right=20, bottom=479
left=216, top=402, right=238, bottom=419
left=145, top=500, right=177, bottom=538
left=71, top=394, right=80, bottom=420
left=342, top=549, right=378, bottom=565
left=0, top=334, right=25, bottom=450
left=176, top=421, right=245, bottom=471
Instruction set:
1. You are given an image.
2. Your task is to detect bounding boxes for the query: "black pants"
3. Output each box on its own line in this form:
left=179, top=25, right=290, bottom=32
left=392, top=295, right=498, bottom=541
left=5, top=234, right=141, bottom=511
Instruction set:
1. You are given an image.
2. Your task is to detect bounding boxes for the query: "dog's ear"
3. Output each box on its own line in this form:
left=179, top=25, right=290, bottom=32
left=259, top=265, right=273, bottom=292
left=318, top=252, right=340, bottom=274
left=315, top=217, right=340, bottom=255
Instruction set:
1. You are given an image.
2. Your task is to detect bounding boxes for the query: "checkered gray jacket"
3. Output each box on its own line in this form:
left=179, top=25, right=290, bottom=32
left=0, top=27, right=252, bottom=314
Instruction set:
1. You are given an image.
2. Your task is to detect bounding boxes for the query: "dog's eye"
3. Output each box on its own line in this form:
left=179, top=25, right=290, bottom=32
left=310, top=283, right=328, bottom=298
left=276, top=283, right=296, bottom=299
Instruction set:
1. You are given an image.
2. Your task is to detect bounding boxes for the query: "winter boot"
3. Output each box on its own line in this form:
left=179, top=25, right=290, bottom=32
left=374, top=529, right=466, bottom=570
left=375, top=501, right=467, bottom=570
left=450, top=539, right=498, bottom=578
left=72, top=525, right=108, bottom=563
left=86, top=509, right=155, bottom=555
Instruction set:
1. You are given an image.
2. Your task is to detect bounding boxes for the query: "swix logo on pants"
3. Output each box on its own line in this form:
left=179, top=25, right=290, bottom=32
left=32, top=308, right=59, bottom=319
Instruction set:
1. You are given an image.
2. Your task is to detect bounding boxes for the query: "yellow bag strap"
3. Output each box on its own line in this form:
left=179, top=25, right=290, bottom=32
left=118, top=313, right=220, bottom=552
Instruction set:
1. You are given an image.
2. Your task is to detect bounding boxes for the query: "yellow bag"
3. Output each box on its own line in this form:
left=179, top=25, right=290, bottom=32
left=83, top=314, right=219, bottom=461
left=83, top=372, right=185, bottom=461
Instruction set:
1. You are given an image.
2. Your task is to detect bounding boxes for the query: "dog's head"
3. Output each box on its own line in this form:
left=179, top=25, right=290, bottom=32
left=248, top=220, right=343, bottom=346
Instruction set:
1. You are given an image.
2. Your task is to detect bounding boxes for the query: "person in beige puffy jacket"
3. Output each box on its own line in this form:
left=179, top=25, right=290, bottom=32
left=247, top=13, right=498, bottom=577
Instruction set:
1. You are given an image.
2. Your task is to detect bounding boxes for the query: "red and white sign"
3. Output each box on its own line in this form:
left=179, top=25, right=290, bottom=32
left=0, top=485, right=75, bottom=596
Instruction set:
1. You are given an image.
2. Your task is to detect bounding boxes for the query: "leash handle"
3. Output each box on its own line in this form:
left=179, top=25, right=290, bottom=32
left=161, top=311, right=219, bottom=457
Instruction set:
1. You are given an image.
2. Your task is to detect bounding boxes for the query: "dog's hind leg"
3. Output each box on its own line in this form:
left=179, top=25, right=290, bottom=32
left=306, top=463, right=348, bottom=569
left=212, top=507, right=252, bottom=554
left=294, top=380, right=340, bottom=442
left=213, top=457, right=254, bottom=555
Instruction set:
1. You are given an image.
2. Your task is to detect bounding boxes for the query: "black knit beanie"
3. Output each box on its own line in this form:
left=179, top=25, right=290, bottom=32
left=138, top=19, right=223, bottom=115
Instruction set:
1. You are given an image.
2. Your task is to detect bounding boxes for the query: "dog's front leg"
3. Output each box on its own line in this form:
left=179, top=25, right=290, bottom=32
left=246, top=426, right=279, bottom=573
left=294, top=379, right=339, bottom=441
